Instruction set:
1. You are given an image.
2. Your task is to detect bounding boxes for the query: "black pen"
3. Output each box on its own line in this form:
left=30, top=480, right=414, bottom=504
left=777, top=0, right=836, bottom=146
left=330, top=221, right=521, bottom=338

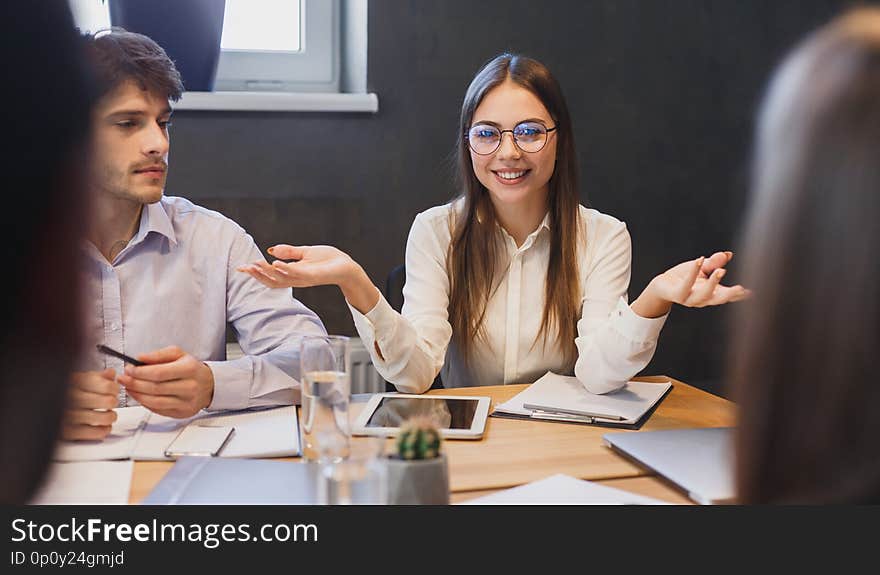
left=96, top=344, right=146, bottom=366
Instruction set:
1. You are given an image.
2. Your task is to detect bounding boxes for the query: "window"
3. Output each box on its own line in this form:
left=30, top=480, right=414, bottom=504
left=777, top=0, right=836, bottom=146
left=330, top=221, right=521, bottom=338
left=216, top=0, right=337, bottom=92
left=67, top=0, right=110, bottom=33
left=221, top=0, right=302, bottom=52
left=69, top=0, right=347, bottom=94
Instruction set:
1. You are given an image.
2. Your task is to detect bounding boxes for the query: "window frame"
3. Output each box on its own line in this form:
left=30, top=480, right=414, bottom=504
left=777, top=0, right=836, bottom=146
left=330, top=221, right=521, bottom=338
left=69, top=0, right=375, bottom=112
left=214, top=0, right=340, bottom=93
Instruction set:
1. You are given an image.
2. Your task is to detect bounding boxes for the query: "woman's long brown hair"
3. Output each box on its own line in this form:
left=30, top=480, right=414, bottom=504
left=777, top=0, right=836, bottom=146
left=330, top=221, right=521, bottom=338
left=448, top=54, right=582, bottom=368
left=730, top=8, right=880, bottom=503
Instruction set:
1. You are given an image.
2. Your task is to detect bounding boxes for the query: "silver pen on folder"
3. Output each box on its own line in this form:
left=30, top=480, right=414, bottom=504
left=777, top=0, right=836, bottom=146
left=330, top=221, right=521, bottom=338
left=528, top=409, right=595, bottom=423
left=523, top=403, right=626, bottom=421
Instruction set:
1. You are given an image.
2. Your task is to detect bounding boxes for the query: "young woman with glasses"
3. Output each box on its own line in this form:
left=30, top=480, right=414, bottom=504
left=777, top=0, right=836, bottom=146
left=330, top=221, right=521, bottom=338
left=240, top=53, right=748, bottom=394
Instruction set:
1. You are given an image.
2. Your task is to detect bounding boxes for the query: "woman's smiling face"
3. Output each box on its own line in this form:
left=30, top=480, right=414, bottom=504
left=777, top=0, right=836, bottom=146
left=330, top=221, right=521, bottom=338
left=468, top=79, right=558, bottom=209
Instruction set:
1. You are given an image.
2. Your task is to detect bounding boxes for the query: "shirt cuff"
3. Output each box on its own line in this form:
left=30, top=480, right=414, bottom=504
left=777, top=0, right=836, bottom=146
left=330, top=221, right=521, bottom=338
left=610, top=296, right=668, bottom=344
left=348, top=295, right=399, bottom=354
left=204, top=359, right=252, bottom=411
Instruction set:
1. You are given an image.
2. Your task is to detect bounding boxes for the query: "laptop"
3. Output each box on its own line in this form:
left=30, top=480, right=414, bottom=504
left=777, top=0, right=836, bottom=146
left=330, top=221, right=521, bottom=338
left=603, top=427, right=736, bottom=505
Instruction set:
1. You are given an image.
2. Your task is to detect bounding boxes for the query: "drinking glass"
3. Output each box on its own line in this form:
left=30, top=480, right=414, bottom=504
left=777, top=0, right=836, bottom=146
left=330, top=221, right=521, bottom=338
left=318, top=438, right=388, bottom=505
left=300, top=335, right=351, bottom=463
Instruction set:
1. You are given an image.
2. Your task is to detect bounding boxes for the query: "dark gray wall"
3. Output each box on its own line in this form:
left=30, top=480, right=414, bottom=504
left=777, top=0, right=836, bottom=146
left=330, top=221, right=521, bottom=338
left=167, top=0, right=861, bottom=396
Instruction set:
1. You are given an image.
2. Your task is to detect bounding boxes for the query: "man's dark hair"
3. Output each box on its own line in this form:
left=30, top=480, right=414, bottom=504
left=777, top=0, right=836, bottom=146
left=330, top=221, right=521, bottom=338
left=83, top=27, right=184, bottom=102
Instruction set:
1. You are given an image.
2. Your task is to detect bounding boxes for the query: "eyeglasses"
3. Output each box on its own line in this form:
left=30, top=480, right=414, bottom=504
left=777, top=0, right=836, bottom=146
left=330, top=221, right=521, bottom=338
left=466, top=121, right=558, bottom=155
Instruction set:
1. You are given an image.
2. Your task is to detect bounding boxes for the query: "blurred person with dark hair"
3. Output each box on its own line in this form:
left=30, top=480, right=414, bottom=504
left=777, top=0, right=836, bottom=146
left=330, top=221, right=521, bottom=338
left=0, top=0, right=93, bottom=502
left=66, top=29, right=325, bottom=441
left=731, top=7, right=880, bottom=503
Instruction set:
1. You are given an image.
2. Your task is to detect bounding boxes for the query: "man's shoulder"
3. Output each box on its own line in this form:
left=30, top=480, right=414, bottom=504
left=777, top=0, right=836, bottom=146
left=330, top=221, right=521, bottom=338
left=160, top=196, right=247, bottom=234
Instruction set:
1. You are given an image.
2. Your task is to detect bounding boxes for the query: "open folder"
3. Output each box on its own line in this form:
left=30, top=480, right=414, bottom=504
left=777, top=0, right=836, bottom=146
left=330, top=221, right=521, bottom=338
left=53, top=405, right=300, bottom=462
left=492, top=371, right=672, bottom=429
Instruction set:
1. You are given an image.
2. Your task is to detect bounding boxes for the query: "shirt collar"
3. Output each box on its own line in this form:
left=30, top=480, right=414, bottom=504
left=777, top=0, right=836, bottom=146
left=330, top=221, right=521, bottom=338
left=80, top=199, right=178, bottom=264
left=499, top=211, right=552, bottom=251
left=522, top=212, right=551, bottom=246
left=518, top=211, right=552, bottom=239
left=133, top=199, right=178, bottom=247
left=537, top=211, right=551, bottom=233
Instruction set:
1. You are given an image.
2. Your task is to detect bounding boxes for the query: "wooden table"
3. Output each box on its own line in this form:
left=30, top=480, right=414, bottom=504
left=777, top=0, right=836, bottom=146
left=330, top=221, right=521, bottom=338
left=129, top=375, right=735, bottom=504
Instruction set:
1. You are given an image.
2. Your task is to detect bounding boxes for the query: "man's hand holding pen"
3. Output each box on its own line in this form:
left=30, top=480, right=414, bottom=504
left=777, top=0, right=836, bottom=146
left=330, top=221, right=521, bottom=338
left=117, top=346, right=215, bottom=419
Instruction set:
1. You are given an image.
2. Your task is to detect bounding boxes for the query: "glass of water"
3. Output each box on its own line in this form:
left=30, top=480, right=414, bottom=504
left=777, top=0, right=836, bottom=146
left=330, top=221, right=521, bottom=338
left=318, top=437, right=388, bottom=505
left=300, top=335, right=351, bottom=463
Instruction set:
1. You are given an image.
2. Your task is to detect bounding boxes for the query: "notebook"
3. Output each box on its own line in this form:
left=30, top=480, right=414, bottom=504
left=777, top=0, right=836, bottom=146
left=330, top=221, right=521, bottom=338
left=142, top=457, right=319, bottom=505
left=459, top=474, right=667, bottom=505
left=52, top=407, right=149, bottom=461
left=492, top=371, right=672, bottom=429
left=603, top=427, right=736, bottom=505
left=54, top=405, right=300, bottom=462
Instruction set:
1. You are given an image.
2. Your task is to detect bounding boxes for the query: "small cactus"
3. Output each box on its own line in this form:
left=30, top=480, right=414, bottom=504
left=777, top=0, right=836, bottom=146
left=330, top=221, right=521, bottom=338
left=394, top=416, right=443, bottom=460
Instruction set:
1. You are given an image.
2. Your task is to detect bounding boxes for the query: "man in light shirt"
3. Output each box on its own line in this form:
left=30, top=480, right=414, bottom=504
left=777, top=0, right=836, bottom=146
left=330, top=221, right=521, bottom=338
left=64, top=29, right=326, bottom=441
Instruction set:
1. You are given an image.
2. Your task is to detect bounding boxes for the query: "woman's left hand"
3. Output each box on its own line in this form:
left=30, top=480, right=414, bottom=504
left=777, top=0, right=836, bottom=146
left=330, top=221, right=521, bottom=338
left=632, top=251, right=750, bottom=318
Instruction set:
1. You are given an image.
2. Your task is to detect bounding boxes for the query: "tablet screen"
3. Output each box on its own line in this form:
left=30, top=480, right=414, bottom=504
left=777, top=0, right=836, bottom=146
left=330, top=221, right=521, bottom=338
left=365, top=397, right=479, bottom=430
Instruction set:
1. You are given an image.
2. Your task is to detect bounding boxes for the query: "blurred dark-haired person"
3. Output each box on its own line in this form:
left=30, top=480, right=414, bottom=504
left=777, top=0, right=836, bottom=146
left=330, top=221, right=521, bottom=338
left=241, top=54, right=748, bottom=394
left=66, top=29, right=326, bottom=441
left=731, top=7, right=880, bottom=504
left=0, top=0, right=93, bottom=502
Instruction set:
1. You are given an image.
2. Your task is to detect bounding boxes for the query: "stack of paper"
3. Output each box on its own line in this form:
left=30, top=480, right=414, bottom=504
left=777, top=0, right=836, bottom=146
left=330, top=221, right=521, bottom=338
left=30, top=461, right=134, bottom=505
left=459, top=474, right=667, bottom=505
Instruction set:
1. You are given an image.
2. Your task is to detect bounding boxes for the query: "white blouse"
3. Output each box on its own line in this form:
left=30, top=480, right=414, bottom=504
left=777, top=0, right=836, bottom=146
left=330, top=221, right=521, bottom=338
left=349, top=203, right=668, bottom=394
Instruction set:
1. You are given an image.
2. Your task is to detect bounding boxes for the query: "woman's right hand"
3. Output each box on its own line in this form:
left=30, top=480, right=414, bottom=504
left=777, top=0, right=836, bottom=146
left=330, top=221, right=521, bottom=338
left=238, top=244, right=358, bottom=289
left=238, top=244, right=381, bottom=313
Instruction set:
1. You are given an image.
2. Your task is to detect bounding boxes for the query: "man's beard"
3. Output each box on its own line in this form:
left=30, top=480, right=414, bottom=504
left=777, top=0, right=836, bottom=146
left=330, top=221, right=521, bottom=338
left=93, top=163, right=164, bottom=203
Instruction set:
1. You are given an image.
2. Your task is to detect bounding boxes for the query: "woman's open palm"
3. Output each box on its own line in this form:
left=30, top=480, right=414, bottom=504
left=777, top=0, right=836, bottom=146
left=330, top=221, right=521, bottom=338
left=238, top=244, right=357, bottom=289
left=649, top=251, right=750, bottom=308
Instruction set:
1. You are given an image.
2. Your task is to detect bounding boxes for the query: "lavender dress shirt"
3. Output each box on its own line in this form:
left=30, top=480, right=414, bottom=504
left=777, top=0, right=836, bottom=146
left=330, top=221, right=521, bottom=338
left=81, top=196, right=326, bottom=411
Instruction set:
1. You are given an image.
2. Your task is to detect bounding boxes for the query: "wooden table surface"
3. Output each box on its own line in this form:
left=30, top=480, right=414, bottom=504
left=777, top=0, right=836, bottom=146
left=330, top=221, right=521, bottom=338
left=129, top=376, right=735, bottom=504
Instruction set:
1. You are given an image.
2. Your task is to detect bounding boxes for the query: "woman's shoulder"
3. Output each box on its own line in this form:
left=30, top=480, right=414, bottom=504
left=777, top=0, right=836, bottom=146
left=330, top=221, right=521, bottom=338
left=407, top=201, right=459, bottom=248
left=415, top=202, right=457, bottom=223
left=578, top=204, right=627, bottom=238
left=412, top=201, right=460, bottom=232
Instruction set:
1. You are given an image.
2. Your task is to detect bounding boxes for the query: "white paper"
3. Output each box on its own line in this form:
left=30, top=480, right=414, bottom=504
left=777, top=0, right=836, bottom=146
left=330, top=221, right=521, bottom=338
left=201, top=406, right=299, bottom=458
left=126, top=409, right=202, bottom=460
left=54, top=405, right=300, bottom=461
left=459, top=474, right=667, bottom=505
left=30, top=461, right=134, bottom=504
left=53, top=405, right=300, bottom=462
left=53, top=407, right=149, bottom=462
left=131, top=405, right=300, bottom=460
left=493, top=371, right=671, bottom=424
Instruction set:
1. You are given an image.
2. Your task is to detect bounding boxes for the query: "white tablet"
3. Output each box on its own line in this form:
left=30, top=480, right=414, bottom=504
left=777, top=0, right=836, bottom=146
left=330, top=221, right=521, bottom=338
left=352, top=393, right=491, bottom=440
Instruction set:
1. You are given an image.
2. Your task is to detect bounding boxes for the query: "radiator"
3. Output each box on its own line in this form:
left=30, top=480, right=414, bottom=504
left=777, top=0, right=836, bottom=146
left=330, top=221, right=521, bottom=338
left=349, top=337, right=386, bottom=394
